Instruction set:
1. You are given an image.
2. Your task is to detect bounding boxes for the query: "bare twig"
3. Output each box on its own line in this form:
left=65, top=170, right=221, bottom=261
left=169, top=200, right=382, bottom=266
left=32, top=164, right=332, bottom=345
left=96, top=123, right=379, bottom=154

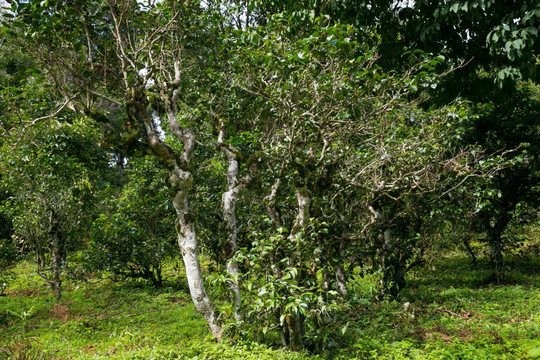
left=14, top=93, right=80, bottom=147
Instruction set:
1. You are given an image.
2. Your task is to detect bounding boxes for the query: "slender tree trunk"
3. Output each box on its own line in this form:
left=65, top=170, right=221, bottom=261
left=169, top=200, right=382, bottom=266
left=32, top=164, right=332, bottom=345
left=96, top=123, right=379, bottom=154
left=322, top=268, right=330, bottom=292
left=284, top=184, right=311, bottom=350
left=280, top=324, right=289, bottom=347
left=462, top=237, right=477, bottom=268
left=326, top=245, right=348, bottom=297
left=482, top=213, right=509, bottom=271
left=335, top=263, right=348, bottom=298
left=263, top=176, right=284, bottom=274
left=487, top=226, right=504, bottom=268
left=383, top=228, right=392, bottom=248
left=286, top=315, right=304, bottom=351
left=377, top=217, right=403, bottom=298
left=263, top=176, right=289, bottom=343
left=264, top=177, right=282, bottom=228
left=378, top=227, right=391, bottom=297
left=223, top=183, right=242, bottom=320
left=488, top=228, right=504, bottom=279
left=334, top=235, right=348, bottom=297
left=52, top=236, right=62, bottom=300
left=489, top=240, right=503, bottom=267
left=291, top=186, right=310, bottom=237
left=50, top=235, right=62, bottom=301
left=48, top=211, right=61, bottom=301
left=372, top=205, right=411, bottom=298
left=218, top=121, right=249, bottom=321
left=221, top=183, right=243, bottom=321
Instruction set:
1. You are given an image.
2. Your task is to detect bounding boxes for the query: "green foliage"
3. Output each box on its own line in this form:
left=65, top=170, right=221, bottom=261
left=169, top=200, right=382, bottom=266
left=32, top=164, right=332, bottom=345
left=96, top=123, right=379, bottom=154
left=0, top=233, right=17, bottom=275
left=457, top=82, right=540, bottom=267
left=399, top=0, right=540, bottom=89
left=233, top=223, right=343, bottom=350
left=86, top=157, right=178, bottom=287
left=0, top=261, right=316, bottom=360
left=0, top=116, right=106, bottom=298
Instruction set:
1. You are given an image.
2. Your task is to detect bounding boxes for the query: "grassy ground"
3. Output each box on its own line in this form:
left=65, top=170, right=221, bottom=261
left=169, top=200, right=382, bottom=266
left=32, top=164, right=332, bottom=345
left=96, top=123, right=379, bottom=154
left=340, top=254, right=540, bottom=359
left=0, top=262, right=312, bottom=360
left=1, top=252, right=539, bottom=359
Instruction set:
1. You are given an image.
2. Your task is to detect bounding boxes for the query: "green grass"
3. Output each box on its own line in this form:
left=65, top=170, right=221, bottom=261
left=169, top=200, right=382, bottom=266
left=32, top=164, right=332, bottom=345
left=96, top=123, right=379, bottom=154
left=1, top=252, right=539, bottom=359
left=338, top=255, right=540, bottom=359
left=0, top=262, right=312, bottom=359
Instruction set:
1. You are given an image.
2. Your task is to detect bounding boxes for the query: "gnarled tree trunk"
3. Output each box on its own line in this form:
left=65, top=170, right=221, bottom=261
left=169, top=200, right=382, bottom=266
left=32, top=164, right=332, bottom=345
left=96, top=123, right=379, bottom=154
left=334, top=242, right=348, bottom=297
left=285, top=184, right=311, bottom=350
left=128, top=71, right=222, bottom=338
left=172, top=183, right=222, bottom=338
left=217, top=120, right=250, bottom=321
left=42, top=209, right=62, bottom=301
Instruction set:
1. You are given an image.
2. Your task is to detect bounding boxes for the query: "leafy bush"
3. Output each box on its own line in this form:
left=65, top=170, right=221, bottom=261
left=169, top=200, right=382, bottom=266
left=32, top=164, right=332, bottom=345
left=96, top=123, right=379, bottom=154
left=86, top=157, right=177, bottom=287
left=232, top=226, right=345, bottom=352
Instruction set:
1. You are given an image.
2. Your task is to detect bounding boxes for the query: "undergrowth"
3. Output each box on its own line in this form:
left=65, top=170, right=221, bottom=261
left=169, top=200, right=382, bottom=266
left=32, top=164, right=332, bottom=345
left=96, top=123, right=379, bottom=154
left=0, top=251, right=538, bottom=359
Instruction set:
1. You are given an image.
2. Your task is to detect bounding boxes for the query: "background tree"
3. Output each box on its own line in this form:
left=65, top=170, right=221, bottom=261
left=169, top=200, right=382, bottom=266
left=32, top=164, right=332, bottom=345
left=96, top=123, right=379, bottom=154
left=350, top=0, right=540, bottom=269
left=462, top=82, right=540, bottom=269
left=87, top=156, right=178, bottom=287
left=0, top=118, right=106, bottom=300
left=405, top=1, right=540, bottom=268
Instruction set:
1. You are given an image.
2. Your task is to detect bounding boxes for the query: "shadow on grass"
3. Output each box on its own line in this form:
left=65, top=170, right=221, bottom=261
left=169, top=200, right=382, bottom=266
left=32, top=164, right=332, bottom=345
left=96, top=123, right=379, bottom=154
left=340, top=254, right=540, bottom=359
left=407, top=255, right=540, bottom=291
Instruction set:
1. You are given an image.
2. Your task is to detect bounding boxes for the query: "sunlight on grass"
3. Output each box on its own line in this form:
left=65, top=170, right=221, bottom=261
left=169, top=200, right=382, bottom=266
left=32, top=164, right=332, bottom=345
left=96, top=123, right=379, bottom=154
left=1, top=253, right=538, bottom=359
left=0, top=260, right=315, bottom=359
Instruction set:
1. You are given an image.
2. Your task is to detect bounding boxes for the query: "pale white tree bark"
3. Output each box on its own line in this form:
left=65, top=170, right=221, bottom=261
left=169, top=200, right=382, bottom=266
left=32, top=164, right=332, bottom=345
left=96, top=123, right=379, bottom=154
left=161, top=73, right=222, bottom=338
left=172, top=183, right=222, bottom=339
left=334, top=242, right=348, bottom=297
left=126, top=63, right=222, bottom=338
left=217, top=120, right=250, bottom=321
left=37, top=208, right=62, bottom=301
left=263, top=177, right=282, bottom=228
left=290, top=186, right=311, bottom=237
left=285, top=184, right=311, bottom=350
